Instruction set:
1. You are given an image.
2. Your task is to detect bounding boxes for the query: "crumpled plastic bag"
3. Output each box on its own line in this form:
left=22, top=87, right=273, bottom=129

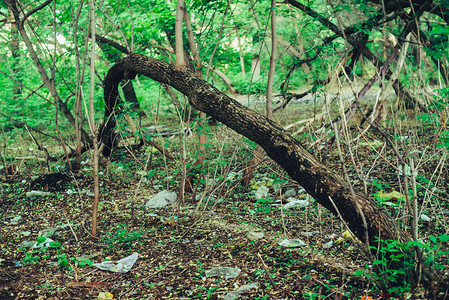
left=278, top=238, right=306, bottom=247
left=93, top=253, right=138, bottom=273
left=283, top=198, right=310, bottom=209
left=223, top=282, right=259, bottom=300
left=205, top=267, right=241, bottom=279
left=145, top=190, right=177, bottom=208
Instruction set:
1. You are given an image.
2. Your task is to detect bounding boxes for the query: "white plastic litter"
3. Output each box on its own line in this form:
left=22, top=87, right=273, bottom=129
left=283, top=198, right=310, bottom=209
left=247, top=231, right=264, bottom=240
left=93, top=253, right=139, bottom=273
left=278, top=238, right=306, bottom=247
left=284, top=188, right=296, bottom=197
left=145, top=190, right=177, bottom=208
left=33, top=237, right=55, bottom=248
left=223, top=282, right=259, bottom=300
left=254, top=186, right=269, bottom=199
left=26, top=190, right=51, bottom=197
left=205, top=267, right=241, bottom=279
left=420, top=214, right=431, bottom=222
left=323, top=240, right=334, bottom=248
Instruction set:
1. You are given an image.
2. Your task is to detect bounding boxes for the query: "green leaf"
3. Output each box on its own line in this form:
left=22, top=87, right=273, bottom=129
left=372, top=260, right=384, bottom=266
left=36, top=236, right=46, bottom=243
left=429, top=235, right=438, bottom=243
left=439, top=234, right=449, bottom=242
left=49, top=241, right=61, bottom=248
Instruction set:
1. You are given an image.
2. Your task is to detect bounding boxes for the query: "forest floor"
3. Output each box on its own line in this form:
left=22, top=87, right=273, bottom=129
left=1, top=96, right=448, bottom=300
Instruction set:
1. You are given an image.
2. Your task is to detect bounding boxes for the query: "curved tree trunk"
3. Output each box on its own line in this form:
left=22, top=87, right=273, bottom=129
left=101, top=53, right=449, bottom=291
left=102, top=53, right=408, bottom=247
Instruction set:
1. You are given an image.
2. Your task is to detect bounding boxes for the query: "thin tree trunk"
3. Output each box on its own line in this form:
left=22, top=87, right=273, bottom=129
left=251, top=55, right=261, bottom=81
left=8, top=5, right=21, bottom=100
left=234, top=27, right=246, bottom=76
left=266, top=0, right=277, bottom=120
left=88, top=0, right=100, bottom=238
left=212, top=69, right=237, bottom=94
left=292, top=16, right=310, bottom=74
left=175, top=0, right=186, bottom=70
left=243, top=0, right=276, bottom=186
left=73, top=1, right=85, bottom=172
left=182, top=6, right=207, bottom=194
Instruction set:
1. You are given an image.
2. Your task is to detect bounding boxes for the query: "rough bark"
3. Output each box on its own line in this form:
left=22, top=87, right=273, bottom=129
left=8, top=5, right=21, bottom=100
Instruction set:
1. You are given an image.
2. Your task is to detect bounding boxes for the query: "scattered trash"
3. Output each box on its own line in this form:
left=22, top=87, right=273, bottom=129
left=323, top=240, right=334, bottom=248
left=33, top=237, right=56, bottom=248
left=247, top=231, right=264, bottom=240
left=284, top=188, right=296, bottom=197
left=39, top=227, right=57, bottom=237
left=439, top=209, right=449, bottom=216
left=93, top=253, right=138, bottom=273
left=4, top=216, right=22, bottom=225
left=97, top=292, right=113, bottom=299
left=161, top=216, right=178, bottom=226
left=226, top=171, right=242, bottom=182
left=223, top=282, right=259, bottom=300
left=145, top=190, right=177, bottom=208
left=336, top=230, right=354, bottom=244
left=254, top=186, right=269, bottom=199
left=283, top=198, right=310, bottom=209
left=21, top=231, right=31, bottom=237
left=326, top=233, right=338, bottom=239
left=420, top=214, right=431, bottom=222
left=359, top=139, right=383, bottom=148
left=376, top=191, right=404, bottom=201
left=66, top=189, right=74, bottom=195
left=26, top=190, right=51, bottom=197
left=205, top=267, right=241, bottom=279
left=19, top=241, right=36, bottom=248
left=341, top=230, right=353, bottom=240
left=302, top=231, right=319, bottom=237
left=278, top=238, right=306, bottom=248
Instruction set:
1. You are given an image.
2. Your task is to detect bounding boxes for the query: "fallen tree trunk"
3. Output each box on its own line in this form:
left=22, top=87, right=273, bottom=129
left=103, top=53, right=407, bottom=248
left=99, top=53, right=449, bottom=291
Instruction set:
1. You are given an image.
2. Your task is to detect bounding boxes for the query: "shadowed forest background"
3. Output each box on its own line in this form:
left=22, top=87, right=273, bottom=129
left=1, top=0, right=449, bottom=299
